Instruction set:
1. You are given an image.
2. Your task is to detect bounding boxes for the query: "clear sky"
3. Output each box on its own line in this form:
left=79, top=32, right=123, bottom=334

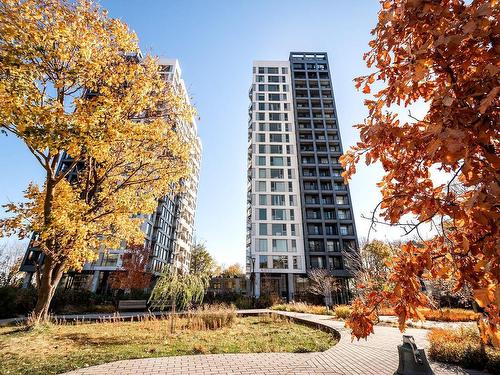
left=0, top=0, right=410, bottom=266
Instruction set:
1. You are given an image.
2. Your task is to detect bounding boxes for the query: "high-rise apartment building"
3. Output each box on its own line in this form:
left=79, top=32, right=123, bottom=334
left=20, top=57, right=201, bottom=293
left=247, top=52, right=358, bottom=303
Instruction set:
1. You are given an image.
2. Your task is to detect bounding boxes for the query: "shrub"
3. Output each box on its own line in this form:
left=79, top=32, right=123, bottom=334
left=428, top=326, right=499, bottom=372
left=254, top=294, right=281, bottom=308
left=0, top=286, right=37, bottom=318
left=334, top=305, right=352, bottom=320
left=419, top=308, right=478, bottom=322
left=185, top=304, right=237, bottom=330
left=0, top=286, right=17, bottom=318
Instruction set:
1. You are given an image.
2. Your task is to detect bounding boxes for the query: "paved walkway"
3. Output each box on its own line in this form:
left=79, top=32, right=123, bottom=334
left=62, top=310, right=488, bottom=375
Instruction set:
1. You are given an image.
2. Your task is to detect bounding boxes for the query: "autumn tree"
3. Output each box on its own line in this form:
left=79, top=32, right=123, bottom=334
left=343, top=240, right=397, bottom=298
left=0, top=242, right=25, bottom=287
left=222, top=263, right=244, bottom=277
left=307, top=269, right=340, bottom=308
left=189, top=242, right=218, bottom=284
left=108, top=244, right=152, bottom=291
left=0, top=0, right=192, bottom=323
left=341, top=0, right=499, bottom=346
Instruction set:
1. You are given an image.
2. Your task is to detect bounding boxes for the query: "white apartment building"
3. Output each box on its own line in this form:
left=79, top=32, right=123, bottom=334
left=246, top=61, right=306, bottom=300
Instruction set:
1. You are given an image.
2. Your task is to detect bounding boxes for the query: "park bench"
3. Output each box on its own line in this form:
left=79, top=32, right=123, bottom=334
left=117, top=299, right=147, bottom=311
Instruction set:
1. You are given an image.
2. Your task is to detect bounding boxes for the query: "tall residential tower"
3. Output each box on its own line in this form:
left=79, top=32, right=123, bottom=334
left=247, top=52, right=358, bottom=302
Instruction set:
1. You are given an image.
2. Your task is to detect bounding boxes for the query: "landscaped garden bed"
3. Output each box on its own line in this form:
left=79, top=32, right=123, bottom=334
left=428, top=326, right=499, bottom=373
left=0, top=312, right=336, bottom=375
left=271, top=303, right=480, bottom=323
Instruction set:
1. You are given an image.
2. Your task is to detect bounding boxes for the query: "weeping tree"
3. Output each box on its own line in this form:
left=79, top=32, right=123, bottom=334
left=149, top=266, right=205, bottom=333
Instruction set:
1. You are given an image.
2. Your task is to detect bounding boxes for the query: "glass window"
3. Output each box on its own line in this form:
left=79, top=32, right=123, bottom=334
left=271, top=224, right=286, bottom=236
left=271, top=195, right=285, bottom=206
left=271, top=182, right=286, bottom=192
left=326, top=240, right=340, bottom=252
left=258, top=103, right=265, bottom=110
left=257, top=181, right=266, bottom=192
left=272, top=209, right=285, bottom=220
left=259, top=194, right=267, bottom=205
left=258, top=67, right=265, bottom=74
left=268, top=75, right=280, bottom=82
left=259, top=209, right=267, bottom=220
left=310, top=256, right=324, bottom=269
left=268, top=84, right=280, bottom=92
left=269, top=103, right=280, bottom=110
left=293, top=256, right=300, bottom=269
left=269, top=134, right=283, bottom=142
left=291, top=240, right=297, bottom=252
left=259, top=224, right=267, bottom=236
left=268, top=67, right=279, bottom=74
left=259, top=168, right=266, bottom=178
left=258, top=145, right=266, bottom=154
left=256, top=75, right=264, bottom=82
left=270, top=169, right=284, bottom=179
left=272, top=239, right=288, bottom=252
left=269, top=94, right=280, bottom=101
left=269, top=145, right=283, bottom=154
left=289, top=209, right=295, bottom=220
left=259, top=255, right=267, bottom=268
left=257, top=133, right=265, bottom=142
left=270, top=156, right=284, bottom=166
left=282, top=67, right=288, bottom=74
left=269, top=123, right=281, bottom=131
left=257, top=93, right=265, bottom=101
left=258, top=238, right=267, bottom=251
left=272, top=255, right=288, bottom=269
left=257, top=156, right=266, bottom=166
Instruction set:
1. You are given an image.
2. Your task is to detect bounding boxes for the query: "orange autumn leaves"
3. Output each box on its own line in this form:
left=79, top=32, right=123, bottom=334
left=341, top=0, right=499, bottom=346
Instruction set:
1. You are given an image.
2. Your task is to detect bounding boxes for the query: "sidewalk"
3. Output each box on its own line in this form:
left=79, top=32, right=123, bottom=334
left=56, top=310, right=488, bottom=375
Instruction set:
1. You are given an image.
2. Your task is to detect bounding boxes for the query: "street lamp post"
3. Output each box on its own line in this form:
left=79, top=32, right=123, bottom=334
left=248, top=255, right=256, bottom=304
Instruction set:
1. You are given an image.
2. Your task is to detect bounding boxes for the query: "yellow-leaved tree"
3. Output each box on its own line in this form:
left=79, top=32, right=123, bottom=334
left=0, top=0, right=193, bottom=322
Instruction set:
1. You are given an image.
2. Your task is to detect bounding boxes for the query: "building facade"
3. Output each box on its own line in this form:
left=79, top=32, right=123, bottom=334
left=20, top=57, right=201, bottom=293
left=246, top=52, right=358, bottom=302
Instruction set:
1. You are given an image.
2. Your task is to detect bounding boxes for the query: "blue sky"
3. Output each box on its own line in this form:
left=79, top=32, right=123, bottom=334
left=0, top=0, right=406, bottom=266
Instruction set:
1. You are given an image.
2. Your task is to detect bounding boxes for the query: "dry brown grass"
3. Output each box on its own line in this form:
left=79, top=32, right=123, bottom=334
left=271, top=302, right=334, bottom=316
left=428, top=326, right=499, bottom=372
left=378, top=307, right=479, bottom=322
left=0, top=314, right=336, bottom=375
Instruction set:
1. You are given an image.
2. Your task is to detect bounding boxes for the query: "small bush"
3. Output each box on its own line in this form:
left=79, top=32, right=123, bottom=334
left=185, top=304, right=237, bottom=330
left=254, top=294, right=281, bottom=308
left=428, top=326, right=499, bottom=372
left=0, top=286, right=17, bottom=318
left=0, top=286, right=37, bottom=318
left=334, top=305, right=352, bottom=320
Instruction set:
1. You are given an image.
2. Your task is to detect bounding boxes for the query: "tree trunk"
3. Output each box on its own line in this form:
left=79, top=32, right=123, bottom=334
left=31, top=255, right=64, bottom=324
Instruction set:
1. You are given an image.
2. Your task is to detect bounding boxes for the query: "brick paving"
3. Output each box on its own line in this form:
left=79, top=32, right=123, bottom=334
left=62, top=310, right=488, bottom=375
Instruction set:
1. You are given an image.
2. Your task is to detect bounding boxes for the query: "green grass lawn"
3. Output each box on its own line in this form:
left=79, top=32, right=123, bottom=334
left=0, top=315, right=336, bottom=375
